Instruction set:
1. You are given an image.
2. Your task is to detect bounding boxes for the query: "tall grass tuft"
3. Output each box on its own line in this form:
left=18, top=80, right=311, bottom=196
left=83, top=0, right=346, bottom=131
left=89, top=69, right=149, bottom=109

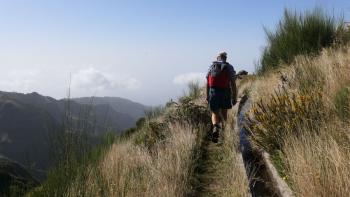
left=179, top=81, right=202, bottom=103
left=259, top=8, right=348, bottom=73
left=188, top=81, right=201, bottom=99
left=283, top=124, right=350, bottom=196
left=145, top=105, right=165, bottom=119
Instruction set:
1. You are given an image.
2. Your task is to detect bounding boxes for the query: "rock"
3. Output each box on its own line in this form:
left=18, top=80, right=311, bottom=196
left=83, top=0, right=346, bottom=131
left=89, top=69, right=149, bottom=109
left=237, top=70, right=249, bottom=76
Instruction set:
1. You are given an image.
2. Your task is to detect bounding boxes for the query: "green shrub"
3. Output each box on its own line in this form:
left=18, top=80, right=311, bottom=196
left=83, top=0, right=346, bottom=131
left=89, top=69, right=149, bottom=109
left=259, top=8, right=347, bottom=73
left=136, top=117, right=146, bottom=128
left=118, top=118, right=147, bottom=140
left=133, top=121, right=169, bottom=151
left=165, top=99, right=210, bottom=127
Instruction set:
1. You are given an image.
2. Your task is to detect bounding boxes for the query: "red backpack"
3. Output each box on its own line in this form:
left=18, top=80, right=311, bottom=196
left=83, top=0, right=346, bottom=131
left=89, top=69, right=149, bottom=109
left=207, top=62, right=230, bottom=89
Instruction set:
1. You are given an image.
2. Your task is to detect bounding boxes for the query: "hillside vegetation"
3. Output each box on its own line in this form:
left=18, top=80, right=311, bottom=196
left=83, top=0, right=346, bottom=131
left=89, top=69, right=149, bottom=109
left=245, top=8, right=350, bottom=197
left=246, top=46, right=350, bottom=196
left=259, top=8, right=350, bottom=72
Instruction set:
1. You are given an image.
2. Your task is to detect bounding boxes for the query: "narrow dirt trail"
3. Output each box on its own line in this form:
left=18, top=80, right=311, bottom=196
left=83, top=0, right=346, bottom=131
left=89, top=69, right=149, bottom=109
left=189, top=104, right=249, bottom=197
left=191, top=133, right=226, bottom=196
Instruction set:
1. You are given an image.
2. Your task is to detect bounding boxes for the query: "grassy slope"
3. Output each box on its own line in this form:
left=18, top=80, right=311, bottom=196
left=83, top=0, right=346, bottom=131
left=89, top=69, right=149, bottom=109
left=245, top=46, right=350, bottom=196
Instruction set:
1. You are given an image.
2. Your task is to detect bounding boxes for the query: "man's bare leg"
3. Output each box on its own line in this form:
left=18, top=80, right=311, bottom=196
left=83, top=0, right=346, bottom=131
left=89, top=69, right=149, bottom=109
left=211, top=110, right=222, bottom=143
left=211, top=110, right=221, bottom=126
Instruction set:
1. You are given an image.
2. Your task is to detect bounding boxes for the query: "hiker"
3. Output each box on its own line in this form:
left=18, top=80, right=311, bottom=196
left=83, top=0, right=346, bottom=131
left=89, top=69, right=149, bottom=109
left=206, top=52, right=237, bottom=143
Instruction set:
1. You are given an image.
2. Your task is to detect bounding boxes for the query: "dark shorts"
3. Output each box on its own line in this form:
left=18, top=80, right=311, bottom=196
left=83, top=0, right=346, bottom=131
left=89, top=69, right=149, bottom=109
left=208, top=88, right=232, bottom=112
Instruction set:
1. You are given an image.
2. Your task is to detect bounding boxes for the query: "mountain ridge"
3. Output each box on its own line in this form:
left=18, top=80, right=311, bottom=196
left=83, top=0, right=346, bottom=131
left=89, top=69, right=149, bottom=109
left=0, top=90, right=148, bottom=181
left=72, top=96, right=150, bottom=120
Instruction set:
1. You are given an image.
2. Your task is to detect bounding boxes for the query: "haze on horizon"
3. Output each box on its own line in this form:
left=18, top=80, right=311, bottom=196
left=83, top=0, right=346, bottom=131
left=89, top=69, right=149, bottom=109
left=0, top=0, right=349, bottom=105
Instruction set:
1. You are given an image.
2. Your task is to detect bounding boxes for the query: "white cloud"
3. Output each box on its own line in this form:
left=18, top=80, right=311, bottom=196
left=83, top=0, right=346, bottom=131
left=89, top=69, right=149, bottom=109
left=173, top=72, right=206, bottom=85
left=0, top=69, right=40, bottom=92
left=71, top=67, right=141, bottom=92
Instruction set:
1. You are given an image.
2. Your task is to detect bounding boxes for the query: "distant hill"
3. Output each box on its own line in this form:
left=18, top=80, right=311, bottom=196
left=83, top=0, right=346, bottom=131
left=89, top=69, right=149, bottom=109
left=0, top=91, right=147, bottom=180
left=72, top=96, right=150, bottom=120
left=0, top=155, right=39, bottom=196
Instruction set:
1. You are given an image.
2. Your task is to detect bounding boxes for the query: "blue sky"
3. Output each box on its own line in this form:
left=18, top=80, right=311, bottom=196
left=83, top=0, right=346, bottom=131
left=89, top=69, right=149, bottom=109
left=0, top=0, right=349, bottom=105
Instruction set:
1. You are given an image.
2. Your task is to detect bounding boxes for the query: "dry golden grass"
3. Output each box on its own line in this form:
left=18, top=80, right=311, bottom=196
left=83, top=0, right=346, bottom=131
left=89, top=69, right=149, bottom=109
left=248, top=66, right=295, bottom=104
left=66, top=123, right=196, bottom=197
left=294, top=46, right=350, bottom=106
left=283, top=124, right=350, bottom=197
left=246, top=45, right=350, bottom=196
left=219, top=107, right=250, bottom=197
left=285, top=46, right=350, bottom=197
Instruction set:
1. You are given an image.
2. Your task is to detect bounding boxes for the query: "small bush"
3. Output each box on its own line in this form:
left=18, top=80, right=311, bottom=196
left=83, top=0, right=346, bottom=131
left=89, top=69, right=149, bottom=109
left=165, top=99, right=210, bottom=127
left=136, top=117, right=146, bottom=128
left=259, top=8, right=347, bottom=73
left=246, top=89, right=324, bottom=153
left=133, top=121, right=169, bottom=151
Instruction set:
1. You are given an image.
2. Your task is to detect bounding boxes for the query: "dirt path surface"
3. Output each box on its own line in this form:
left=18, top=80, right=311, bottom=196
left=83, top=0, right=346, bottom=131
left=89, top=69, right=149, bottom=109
left=191, top=133, right=226, bottom=196
left=189, top=104, right=250, bottom=197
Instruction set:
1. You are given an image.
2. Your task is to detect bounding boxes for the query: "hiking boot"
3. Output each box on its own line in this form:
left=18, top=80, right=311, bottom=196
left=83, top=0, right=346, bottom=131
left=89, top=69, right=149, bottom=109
left=212, top=126, right=220, bottom=143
